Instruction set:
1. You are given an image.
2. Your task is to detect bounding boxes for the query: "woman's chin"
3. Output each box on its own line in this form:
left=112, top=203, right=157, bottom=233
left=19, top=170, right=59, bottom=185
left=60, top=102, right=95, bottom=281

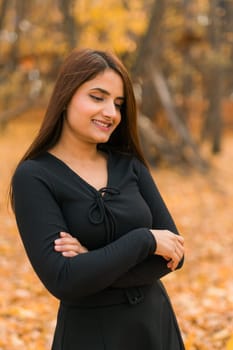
left=93, top=134, right=111, bottom=144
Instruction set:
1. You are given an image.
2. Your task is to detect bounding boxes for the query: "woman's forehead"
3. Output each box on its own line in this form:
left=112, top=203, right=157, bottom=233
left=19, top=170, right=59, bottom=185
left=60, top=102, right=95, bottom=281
left=80, top=69, right=124, bottom=97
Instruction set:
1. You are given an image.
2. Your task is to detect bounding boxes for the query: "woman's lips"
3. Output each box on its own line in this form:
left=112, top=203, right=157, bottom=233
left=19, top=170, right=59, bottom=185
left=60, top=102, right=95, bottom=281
left=92, top=119, right=112, bottom=129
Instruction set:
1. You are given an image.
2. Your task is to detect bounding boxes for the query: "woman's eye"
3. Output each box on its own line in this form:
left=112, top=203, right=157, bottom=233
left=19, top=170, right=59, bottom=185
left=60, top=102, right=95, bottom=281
left=115, top=103, right=122, bottom=110
left=90, top=94, right=123, bottom=110
left=115, top=102, right=124, bottom=110
left=90, top=95, right=103, bottom=102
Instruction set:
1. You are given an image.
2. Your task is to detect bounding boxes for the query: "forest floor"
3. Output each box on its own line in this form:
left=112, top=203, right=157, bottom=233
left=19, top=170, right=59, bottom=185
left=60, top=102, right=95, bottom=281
left=0, top=110, right=232, bottom=350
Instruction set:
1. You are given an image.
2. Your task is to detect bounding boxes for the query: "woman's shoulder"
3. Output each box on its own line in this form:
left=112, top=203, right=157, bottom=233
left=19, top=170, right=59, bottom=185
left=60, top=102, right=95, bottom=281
left=14, top=159, right=40, bottom=176
left=13, top=154, right=52, bottom=183
left=12, top=155, right=60, bottom=195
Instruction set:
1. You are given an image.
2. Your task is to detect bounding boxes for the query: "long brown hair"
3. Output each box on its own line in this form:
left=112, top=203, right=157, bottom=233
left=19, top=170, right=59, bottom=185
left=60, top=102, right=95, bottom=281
left=10, top=48, right=147, bottom=208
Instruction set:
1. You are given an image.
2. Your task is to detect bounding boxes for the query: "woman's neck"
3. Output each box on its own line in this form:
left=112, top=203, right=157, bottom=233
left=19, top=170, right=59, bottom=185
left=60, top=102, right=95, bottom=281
left=50, top=125, right=102, bottom=161
left=50, top=142, right=99, bottom=163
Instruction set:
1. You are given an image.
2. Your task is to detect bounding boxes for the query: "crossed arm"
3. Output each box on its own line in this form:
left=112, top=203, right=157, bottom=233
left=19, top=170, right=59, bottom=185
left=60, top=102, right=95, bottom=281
left=55, top=229, right=184, bottom=271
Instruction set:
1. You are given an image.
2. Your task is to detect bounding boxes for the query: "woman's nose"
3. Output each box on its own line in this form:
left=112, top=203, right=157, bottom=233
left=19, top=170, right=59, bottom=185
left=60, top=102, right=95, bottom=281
left=102, top=101, right=117, bottom=117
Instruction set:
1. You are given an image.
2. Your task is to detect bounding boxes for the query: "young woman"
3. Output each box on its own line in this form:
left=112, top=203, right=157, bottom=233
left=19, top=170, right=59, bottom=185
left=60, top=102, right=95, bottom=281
left=11, top=48, right=185, bottom=349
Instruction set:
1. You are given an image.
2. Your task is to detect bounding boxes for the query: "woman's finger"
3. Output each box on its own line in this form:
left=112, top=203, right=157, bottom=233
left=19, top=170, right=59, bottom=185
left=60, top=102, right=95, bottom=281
left=54, top=232, right=88, bottom=255
left=163, top=256, right=171, bottom=261
left=55, top=233, right=79, bottom=244
left=174, top=244, right=184, bottom=259
left=167, top=245, right=184, bottom=270
left=62, top=251, right=78, bottom=257
left=55, top=237, right=79, bottom=246
left=55, top=243, right=79, bottom=252
left=176, top=235, right=184, bottom=245
left=60, top=231, right=73, bottom=238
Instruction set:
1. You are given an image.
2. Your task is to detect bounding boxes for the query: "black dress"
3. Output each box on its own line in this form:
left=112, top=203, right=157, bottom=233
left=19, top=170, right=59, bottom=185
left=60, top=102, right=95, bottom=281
left=12, top=150, right=185, bottom=350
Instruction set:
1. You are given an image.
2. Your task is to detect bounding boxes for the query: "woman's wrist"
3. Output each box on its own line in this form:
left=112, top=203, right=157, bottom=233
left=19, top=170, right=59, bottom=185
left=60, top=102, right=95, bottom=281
left=148, top=229, right=157, bottom=254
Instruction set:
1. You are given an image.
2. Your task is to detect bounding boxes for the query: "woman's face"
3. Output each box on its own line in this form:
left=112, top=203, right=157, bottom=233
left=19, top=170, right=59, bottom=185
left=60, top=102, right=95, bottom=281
left=64, top=69, right=124, bottom=146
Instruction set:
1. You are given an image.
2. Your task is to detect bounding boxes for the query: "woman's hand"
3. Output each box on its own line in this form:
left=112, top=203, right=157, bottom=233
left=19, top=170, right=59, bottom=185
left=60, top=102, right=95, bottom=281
left=150, top=229, right=184, bottom=271
left=54, top=232, right=88, bottom=257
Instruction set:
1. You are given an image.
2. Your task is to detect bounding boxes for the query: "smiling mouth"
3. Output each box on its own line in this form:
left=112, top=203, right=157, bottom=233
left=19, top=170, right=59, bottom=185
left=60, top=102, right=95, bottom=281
left=92, top=119, right=113, bottom=129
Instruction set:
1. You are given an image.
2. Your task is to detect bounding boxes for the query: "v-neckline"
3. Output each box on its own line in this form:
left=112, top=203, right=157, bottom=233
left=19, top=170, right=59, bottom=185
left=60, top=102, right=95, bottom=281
left=45, top=150, right=111, bottom=194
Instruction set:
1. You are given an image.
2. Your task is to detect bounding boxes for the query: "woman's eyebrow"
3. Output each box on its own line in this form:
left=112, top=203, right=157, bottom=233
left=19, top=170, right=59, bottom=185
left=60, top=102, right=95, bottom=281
left=90, top=87, right=124, bottom=100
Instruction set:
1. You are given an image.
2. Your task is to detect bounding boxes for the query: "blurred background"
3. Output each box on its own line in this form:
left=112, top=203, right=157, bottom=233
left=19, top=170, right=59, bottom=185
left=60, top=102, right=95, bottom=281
left=0, top=1, right=233, bottom=349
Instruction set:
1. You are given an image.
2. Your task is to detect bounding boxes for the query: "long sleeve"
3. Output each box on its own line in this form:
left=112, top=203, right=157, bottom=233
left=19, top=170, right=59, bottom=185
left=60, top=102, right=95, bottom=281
left=12, top=161, right=156, bottom=302
left=112, top=159, right=184, bottom=287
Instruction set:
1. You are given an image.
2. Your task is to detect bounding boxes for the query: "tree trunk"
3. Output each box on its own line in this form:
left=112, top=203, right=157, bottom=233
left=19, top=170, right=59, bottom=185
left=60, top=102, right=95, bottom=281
left=133, top=0, right=166, bottom=78
left=0, top=0, right=8, bottom=30
left=58, top=0, right=77, bottom=49
left=132, top=0, right=166, bottom=121
left=150, top=67, right=207, bottom=169
left=223, top=0, right=233, bottom=95
left=202, top=0, right=224, bottom=153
